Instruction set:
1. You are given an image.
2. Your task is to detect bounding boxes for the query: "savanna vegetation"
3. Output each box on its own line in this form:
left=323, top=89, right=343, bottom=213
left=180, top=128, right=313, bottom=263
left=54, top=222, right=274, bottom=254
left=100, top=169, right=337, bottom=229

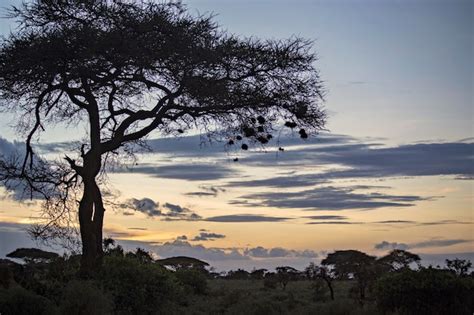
left=1, top=241, right=472, bottom=315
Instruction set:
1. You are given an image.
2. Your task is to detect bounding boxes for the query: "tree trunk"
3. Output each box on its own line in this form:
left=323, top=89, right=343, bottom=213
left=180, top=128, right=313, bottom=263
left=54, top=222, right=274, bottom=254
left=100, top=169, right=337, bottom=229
left=78, top=161, right=104, bottom=277
left=324, top=277, right=335, bottom=300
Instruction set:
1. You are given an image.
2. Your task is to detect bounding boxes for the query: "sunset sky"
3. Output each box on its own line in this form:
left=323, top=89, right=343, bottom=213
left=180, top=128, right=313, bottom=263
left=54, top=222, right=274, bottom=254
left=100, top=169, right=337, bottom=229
left=0, top=0, right=472, bottom=271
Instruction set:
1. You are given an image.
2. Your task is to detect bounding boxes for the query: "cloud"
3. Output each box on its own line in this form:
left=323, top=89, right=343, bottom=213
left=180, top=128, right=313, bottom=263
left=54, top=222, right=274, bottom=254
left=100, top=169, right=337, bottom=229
left=184, top=186, right=226, bottom=197
left=191, top=232, right=226, bottom=241
left=375, top=238, right=472, bottom=251
left=205, top=214, right=291, bottom=222
left=232, top=186, right=430, bottom=211
left=411, top=239, right=472, bottom=249
left=374, top=220, right=416, bottom=224
left=152, top=239, right=247, bottom=261
left=227, top=175, right=328, bottom=188
left=121, top=198, right=161, bottom=217
left=118, top=199, right=201, bottom=221
left=305, top=215, right=348, bottom=220
left=374, top=241, right=409, bottom=250
left=227, top=140, right=474, bottom=189
left=118, top=163, right=237, bottom=181
left=307, top=221, right=361, bottom=225
left=244, top=246, right=318, bottom=258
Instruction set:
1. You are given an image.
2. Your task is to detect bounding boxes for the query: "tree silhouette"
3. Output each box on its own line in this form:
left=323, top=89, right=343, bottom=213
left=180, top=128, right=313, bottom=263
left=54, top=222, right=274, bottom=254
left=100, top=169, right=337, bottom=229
left=322, top=250, right=377, bottom=301
left=378, top=249, right=421, bottom=272
left=0, top=1, right=324, bottom=275
left=445, top=258, right=472, bottom=277
left=305, top=262, right=335, bottom=300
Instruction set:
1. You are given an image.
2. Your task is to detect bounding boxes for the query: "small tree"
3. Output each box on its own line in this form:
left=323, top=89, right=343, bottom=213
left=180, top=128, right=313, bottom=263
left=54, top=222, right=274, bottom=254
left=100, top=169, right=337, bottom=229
left=275, top=266, right=298, bottom=290
left=446, top=258, right=472, bottom=277
left=321, top=250, right=377, bottom=301
left=305, top=262, right=335, bottom=300
left=0, top=1, right=325, bottom=275
left=6, top=248, right=59, bottom=264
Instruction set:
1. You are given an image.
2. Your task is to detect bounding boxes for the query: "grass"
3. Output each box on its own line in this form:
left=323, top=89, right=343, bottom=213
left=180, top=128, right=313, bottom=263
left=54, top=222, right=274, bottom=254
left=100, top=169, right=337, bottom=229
left=175, top=279, right=381, bottom=315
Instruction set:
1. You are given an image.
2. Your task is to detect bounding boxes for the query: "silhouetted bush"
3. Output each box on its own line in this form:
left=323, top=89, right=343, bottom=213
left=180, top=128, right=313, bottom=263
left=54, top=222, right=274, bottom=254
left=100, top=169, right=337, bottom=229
left=310, top=278, right=328, bottom=302
left=175, top=269, right=208, bottom=295
left=58, top=280, right=113, bottom=315
left=0, top=287, right=57, bottom=315
left=100, top=256, right=181, bottom=314
left=375, top=267, right=474, bottom=315
left=263, top=274, right=279, bottom=289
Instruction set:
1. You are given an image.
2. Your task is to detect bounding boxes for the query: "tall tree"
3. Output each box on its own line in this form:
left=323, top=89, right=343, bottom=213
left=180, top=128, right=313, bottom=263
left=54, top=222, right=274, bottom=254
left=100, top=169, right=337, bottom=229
left=0, top=1, right=325, bottom=275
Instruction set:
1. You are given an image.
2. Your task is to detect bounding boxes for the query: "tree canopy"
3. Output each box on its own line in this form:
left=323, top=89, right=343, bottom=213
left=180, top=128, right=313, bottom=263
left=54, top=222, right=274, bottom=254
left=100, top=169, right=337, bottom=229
left=0, top=0, right=325, bottom=274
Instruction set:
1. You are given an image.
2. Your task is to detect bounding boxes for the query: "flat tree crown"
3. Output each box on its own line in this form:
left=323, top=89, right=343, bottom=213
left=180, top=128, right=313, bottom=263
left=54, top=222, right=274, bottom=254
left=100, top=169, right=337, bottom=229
left=0, top=0, right=325, bottom=272
left=1, top=0, right=325, bottom=159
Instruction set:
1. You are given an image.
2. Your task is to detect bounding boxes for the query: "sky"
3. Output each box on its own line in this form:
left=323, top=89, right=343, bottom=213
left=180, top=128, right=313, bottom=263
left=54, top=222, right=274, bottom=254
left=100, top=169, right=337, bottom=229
left=0, top=0, right=473, bottom=271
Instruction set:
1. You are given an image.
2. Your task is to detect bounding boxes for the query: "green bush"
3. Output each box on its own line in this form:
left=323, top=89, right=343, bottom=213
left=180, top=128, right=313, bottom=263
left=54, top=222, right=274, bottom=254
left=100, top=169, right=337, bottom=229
left=100, top=255, right=181, bottom=314
left=0, top=287, right=57, bottom=315
left=375, top=268, right=474, bottom=315
left=58, top=280, right=113, bottom=315
left=175, top=269, right=208, bottom=295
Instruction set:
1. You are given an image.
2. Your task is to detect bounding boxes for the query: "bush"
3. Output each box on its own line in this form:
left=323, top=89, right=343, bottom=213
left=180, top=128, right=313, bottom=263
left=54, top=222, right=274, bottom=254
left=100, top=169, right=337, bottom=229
left=310, top=278, right=328, bottom=302
left=175, top=269, right=208, bottom=295
left=0, top=287, right=57, bottom=315
left=100, top=255, right=181, bottom=314
left=375, top=268, right=474, bottom=315
left=59, top=280, right=113, bottom=315
left=263, top=275, right=279, bottom=289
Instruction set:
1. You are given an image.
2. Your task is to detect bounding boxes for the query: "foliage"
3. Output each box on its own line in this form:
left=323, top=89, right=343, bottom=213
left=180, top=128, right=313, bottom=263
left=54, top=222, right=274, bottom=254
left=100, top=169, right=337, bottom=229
left=58, top=280, right=113, bottom=315
left=375, top=267, right=474, bottom=315
left=99, top=255, right=181, bottom=314
left=156, top=256, right=209, bottom=271
left=0, top=286, right=57, bottom=315
left=0, top=0, right=325, bottom=274
left=175, top=269, right=208, bottom=295
left=6, top=248, right=59, bottom=264
left=263, top=274, right=279, bottom=289
left=322, top=250, right=378, bottom=300
left=226, top=269, right=250, bottom=280
left=310, top=278, right=328, bottom=302
left=305, top=262, right=335, bottom=300
left=446, top=258, right=472, bottom=277
left=2, top=246, right=471, bottom=314
left=276, top=266, right=299, bottom=290
left=378, top=249, right=421, bottom=272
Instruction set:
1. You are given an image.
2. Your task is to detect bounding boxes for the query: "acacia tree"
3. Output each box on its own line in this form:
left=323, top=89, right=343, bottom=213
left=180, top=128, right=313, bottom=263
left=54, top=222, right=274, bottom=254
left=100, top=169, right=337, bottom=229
left=0, top=1, right=325, bottom=275
left=322, top=250, right=377, bottom=301
left=305, top=262, right=335, bottom=300
left=378, top=249, right=421, bottom=272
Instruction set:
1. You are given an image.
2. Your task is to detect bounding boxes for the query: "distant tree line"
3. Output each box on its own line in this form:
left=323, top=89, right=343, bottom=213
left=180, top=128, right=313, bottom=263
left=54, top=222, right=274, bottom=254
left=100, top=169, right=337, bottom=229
left=0, top=242, right=472, bottom=314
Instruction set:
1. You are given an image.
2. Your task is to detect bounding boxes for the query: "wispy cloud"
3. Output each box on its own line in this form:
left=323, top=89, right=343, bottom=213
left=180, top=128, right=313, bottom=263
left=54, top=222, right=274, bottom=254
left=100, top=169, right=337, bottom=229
left=375, top=238, right=472, bottom=251
left=232, top=186, right=431, bottom=211
left=117, top=163, right=237, bottom=181
left=191, top=232, right=226, bottom=241
left=205, top=214, right=291, bottom=223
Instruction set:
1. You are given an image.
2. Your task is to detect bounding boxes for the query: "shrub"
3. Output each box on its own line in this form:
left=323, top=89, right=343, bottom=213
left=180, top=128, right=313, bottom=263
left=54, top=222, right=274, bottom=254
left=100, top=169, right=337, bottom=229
left=263, top=275, right=279, bottom=289
left=0, top=287, right=57, bottom=315
left=58, top=280, right=113, bottom=315
left=375, top=268, right=474, bottom=315
left=310, top=278, right=328, bottom=302
left=100, top=255, right=180, bottom=314
left=175, top=269, right=208, bottom=295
